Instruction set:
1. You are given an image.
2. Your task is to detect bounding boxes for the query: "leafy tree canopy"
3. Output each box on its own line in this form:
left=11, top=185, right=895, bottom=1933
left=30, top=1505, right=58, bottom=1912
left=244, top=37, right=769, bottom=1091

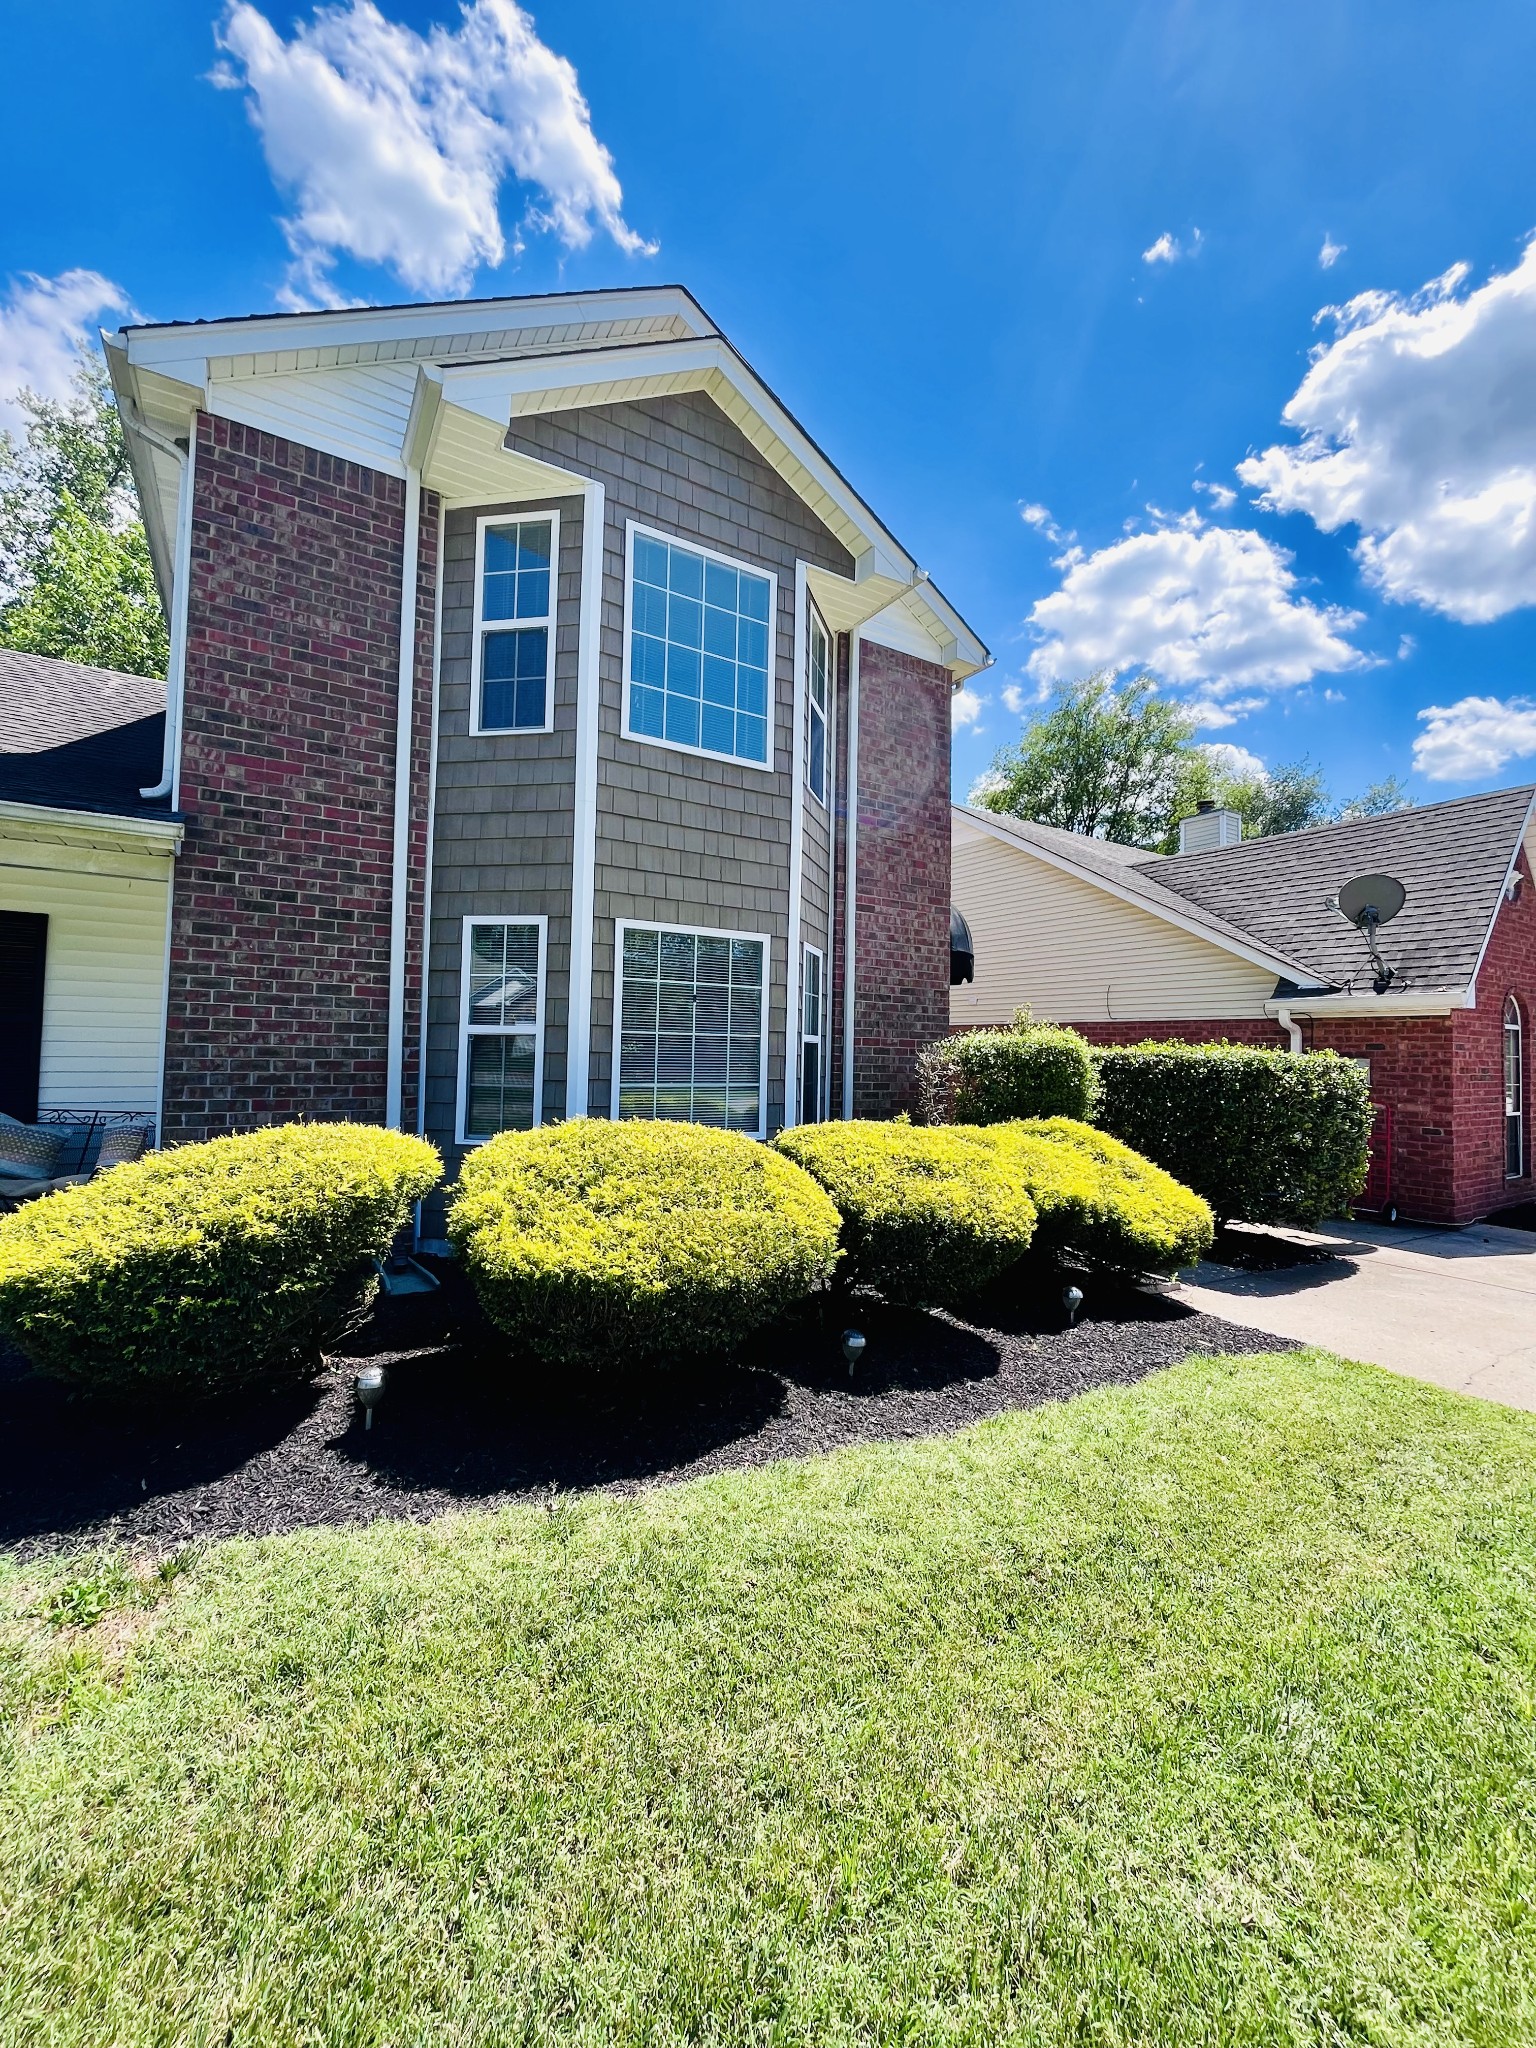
left=975, top=674, right=1412, bottom=849
left=0, top=354, right=167, bottom=677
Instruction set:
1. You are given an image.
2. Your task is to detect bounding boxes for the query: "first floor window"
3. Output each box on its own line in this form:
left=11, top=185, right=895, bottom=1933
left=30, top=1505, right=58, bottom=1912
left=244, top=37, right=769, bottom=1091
left=1506, top=994, right=1524, bottom=1178
left=800, top=944, right=825, bottom=1124
left=476, top=514, right=556, bottom=733
left=459, top=918, right=545, bottom=1141
left=807, top=608, right=830, bottom=804
left=615, top=923, right=767, bottom=1135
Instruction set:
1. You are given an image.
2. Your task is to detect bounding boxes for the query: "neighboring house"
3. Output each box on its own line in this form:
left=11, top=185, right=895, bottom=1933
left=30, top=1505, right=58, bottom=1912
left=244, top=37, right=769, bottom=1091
left=0, top=650, right=181, bottom=1127
left=102, top=286, right=986, bottom=1232
left=952, top=790, right=1536, bottom=1225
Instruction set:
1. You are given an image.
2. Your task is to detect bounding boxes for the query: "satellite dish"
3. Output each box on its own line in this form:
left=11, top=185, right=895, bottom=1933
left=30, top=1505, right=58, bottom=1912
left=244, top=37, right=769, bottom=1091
left=1335, top=873, right=1407, bottom=929
left=1328, top=872, right=1406, bottom=993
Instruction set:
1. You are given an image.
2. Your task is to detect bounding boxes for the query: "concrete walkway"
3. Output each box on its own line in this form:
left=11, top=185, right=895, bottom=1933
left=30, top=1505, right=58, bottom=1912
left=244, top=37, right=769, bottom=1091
left=1172, top=1218, right=1536, bottom=1412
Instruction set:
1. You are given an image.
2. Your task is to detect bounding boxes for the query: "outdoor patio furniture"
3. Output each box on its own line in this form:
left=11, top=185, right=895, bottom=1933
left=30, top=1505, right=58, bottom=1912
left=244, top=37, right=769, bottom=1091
left=0, top=1115, right=151, bottom=1210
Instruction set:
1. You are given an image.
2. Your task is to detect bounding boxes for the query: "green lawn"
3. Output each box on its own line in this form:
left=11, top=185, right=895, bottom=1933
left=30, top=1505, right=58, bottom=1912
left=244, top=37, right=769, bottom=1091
left=3, top=1349, right=1534, bottom=2046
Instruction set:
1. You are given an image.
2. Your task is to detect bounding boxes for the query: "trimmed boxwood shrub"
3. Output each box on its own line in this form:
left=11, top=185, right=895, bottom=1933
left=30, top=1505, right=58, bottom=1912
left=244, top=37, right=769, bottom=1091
left=774, top=1121, right=1037, bottom=1308
left=1093, top=1041, right=1372, bottom=1225
left=917, top=1017, right=1097, bottom=1127
left=979, top=1117, right=1214, bottom=1273
left=448, top=1119, right=841, bottom=1370
left=0, top=1123, right=442, bottom=1399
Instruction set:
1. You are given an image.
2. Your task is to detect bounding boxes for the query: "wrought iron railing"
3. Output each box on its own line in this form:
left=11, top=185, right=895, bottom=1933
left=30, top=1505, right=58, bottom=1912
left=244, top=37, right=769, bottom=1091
left=32, top=1110, right=157, bottom=1176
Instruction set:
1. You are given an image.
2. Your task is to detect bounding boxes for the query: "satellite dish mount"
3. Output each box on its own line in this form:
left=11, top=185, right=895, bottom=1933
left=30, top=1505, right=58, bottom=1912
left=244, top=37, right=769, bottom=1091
left=1326, top=873, right=1407, bottom=995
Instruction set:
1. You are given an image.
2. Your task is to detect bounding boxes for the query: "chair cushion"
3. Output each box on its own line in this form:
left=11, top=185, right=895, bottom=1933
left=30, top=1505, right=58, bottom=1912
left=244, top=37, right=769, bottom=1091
left=0, top=1126, right=64, bottom=1181
left=96, top=1127, right=149, bottom=1169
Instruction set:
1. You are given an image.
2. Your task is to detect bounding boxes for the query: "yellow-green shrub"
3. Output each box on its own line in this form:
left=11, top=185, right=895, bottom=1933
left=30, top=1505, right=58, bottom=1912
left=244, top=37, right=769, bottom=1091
left=0, top=1123, right=442, bottom=1398
left=977, top=1118, right=1214, bottom=1273
left=448, top=1119, right=841, bottom=1369
left=773, top=1121, right=1037, bottom=1308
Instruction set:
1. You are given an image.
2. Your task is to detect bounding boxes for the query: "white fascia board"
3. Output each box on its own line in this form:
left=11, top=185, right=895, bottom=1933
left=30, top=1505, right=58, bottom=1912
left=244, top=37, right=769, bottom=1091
left=119, top=287, right=711, bottom=383
left=955, top=804, right=1321, bottom=986
left=0, top=800, right=183, bottom=853
left=1466, top=787, right=1536, bottom=1007
left=1265, top=991, right=1468, bottom=1018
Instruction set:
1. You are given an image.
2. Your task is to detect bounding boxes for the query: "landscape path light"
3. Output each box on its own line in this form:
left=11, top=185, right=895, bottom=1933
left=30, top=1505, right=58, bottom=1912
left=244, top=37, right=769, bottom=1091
left=356, top=1364, right=387, bottom=1430
left=841, top=1329, right=867, bottom=1378
left=1062, top=1285, right=1084, bottom=1327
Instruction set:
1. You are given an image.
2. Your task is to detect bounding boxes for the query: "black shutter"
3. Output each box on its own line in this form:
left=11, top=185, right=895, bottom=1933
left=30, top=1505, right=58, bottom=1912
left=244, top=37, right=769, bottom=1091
left=0, top=911, right=48, bottom=1121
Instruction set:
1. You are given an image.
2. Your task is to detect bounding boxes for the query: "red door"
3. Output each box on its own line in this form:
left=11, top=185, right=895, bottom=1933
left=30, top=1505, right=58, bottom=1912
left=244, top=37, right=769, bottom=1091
left=1359, top=1101, right=1393, bottom=1214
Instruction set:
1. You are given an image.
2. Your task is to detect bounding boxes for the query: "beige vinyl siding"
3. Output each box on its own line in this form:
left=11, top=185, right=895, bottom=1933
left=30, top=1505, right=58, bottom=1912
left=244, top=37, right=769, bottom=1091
left=0, top=833, right=170, bottom=1112
left=950, top=831, right=1278, bottom=1028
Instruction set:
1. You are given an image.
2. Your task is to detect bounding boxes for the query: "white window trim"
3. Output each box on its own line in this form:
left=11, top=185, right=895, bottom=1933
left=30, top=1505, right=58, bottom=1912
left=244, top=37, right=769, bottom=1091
left=470, top=509, right=559, bottom=738
left=801, top=941, right=826, bottom=1124
left=455, top=913, right=548, bottom=1147
left=1506, top=993, right=1524, bottom=1180
left=611, top=916, right=772, bottom=1141
left=806, top=605, right=831, bottom=808
left=621, top=518, right=778, bottom=773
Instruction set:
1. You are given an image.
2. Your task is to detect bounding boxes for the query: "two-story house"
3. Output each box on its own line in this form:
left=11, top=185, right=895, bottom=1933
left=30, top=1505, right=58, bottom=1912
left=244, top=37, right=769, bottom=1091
left=91, top=286, right=985, bottom=1225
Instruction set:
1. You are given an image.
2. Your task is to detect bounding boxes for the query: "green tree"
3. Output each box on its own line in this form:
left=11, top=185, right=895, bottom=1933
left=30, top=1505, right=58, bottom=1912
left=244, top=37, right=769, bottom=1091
left=973, top=672, right=1195, bottom=848
left=1161, top=751, right=1332, bottom=849
left=1334, top=775, right=1413, bottom=822
left=0, top=354, right=167, bottom=677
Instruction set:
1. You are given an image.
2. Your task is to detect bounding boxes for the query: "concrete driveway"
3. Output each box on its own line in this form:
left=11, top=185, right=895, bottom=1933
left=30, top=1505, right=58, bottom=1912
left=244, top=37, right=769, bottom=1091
left=1172, top=1218, right=1536, bottom=1412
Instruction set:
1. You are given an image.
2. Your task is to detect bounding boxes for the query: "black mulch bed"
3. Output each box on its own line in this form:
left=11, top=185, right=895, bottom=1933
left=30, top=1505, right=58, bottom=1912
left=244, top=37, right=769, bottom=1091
left=0, top=1263, right=1296, bottom=1560
left=1207, top=1225, right=1347, bottom=1273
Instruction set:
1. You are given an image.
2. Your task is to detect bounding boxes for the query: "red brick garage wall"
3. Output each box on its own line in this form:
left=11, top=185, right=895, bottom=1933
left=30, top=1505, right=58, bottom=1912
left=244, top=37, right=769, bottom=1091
left=1450, top=851, right=1536, bottom=1220
left=851, top=639, right=952, bottom=1116
left=162, top=414, right=436, bottom=1142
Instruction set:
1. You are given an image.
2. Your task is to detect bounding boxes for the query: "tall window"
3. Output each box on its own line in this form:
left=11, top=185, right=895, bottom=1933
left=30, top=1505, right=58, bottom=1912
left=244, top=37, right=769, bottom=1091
left=614, top=922, right=767, bottom=1136
left=801, top=944, right=825, bottom=1124
left=1506, top=994, right=1524, bottom=1178
left=807, top=610, right=830, bottom=804
left=625, top=526, right=774, bottom=767
left=474, top=514, right=557, bottom=734
left=458, top=918, right=545, bottom=1142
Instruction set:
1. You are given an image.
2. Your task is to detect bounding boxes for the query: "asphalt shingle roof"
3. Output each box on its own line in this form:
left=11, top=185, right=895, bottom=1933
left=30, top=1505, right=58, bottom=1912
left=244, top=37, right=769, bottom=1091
left=0, top=649, right=167, bottom=817
left=1131, top=785, right=1536, bottom=994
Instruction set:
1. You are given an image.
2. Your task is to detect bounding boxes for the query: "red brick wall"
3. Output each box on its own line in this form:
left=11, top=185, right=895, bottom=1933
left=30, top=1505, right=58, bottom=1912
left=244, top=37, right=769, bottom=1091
left=162, top=415, right=435, bottom=1141
left=1450, top=851, right=1536, bottom=1220
left=851, top=639, right=952, bottom=1116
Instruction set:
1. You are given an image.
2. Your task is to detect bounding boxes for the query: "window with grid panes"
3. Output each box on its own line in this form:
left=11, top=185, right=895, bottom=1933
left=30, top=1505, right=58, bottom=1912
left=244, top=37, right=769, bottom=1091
left=477, top=516, right=554, bottom=731
left=807, top=610, right=829, bottom=803
left=460, top=920, right=543, bottom=1139
left=800, top=944, right=825, bottom=1123
left=616, top=925, right=766, bottom=1134
left=626, top=530, right=772, bottom=765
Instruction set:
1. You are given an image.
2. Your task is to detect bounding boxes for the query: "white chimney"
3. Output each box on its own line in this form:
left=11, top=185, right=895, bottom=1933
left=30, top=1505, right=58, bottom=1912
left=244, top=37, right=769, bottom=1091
left=1178, top=799, right=1243, bottom=854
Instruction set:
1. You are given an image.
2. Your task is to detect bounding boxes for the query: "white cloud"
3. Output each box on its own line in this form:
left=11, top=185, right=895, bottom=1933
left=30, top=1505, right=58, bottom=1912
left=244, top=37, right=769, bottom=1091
left=1239, top=239, right=1536, bottom=624
left=1193, top=478, right=1236, bottom=510
left=1199, top=740, right=1267, bottom=780
left=1397, top=633, right=1416, bottom=660
left=1142, top=228, right=1201, bottom=265
left=1412, top=695, right=1536, bottom=781
left=968, top=768, right=1007, bottom=804
left=1185, top=695, right=1268, bottom=730
left=213, top=0, right=653, bottom=306
left=1001, top=682, right=1028, bottom=715
left=1319, top=234, right=1346, bottom=270
left=0, top=269, right=134, bottom=434
left=1024, top=514, right=1366, bottom=715
left=951, top=686, right=986, bottom=730
left=1020, top=500, right=1073, bottom=547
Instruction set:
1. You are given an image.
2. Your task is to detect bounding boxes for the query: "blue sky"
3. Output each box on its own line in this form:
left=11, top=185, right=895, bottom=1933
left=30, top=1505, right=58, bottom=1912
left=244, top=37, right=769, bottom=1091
left=4, top=0, right=1535, bottom=808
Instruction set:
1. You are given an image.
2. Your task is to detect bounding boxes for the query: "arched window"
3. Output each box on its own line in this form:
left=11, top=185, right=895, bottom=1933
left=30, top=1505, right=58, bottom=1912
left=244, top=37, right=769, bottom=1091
left=1504, top=995, right=1524, bottom=1179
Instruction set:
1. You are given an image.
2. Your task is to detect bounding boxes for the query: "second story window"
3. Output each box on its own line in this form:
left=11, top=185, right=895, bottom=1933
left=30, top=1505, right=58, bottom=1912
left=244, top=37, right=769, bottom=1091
left=474, top=513, right=557, bottom=735
left=625, top=526, right=774, bottom=768
left=807, top=610, right=830, bottom=804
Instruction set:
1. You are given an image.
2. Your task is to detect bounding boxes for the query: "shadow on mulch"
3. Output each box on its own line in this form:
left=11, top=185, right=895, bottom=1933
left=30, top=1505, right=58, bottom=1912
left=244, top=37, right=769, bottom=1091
left=0, top=1259, right=1295, bottom=1559
left=1207, top=1227, right=1346, bottom=1273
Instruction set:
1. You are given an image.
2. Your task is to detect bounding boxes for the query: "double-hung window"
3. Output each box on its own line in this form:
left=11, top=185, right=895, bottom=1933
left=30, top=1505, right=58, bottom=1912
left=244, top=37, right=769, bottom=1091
left=1506, top=994, right=1524, bottom=1178
left=800, top=943, right=825, bottom=1124
left=457, top=917, right=546, bottom=1143
left=474, top=513, right=557, bottom=734
left=625, top=525, right=774, bottom=767
left=614, top=922, right=768, bottom=1136
left=807, top=609, right=830, bottom=804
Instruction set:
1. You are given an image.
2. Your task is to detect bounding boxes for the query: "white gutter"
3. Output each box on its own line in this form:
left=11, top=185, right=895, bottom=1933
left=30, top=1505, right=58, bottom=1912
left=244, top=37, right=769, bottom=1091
left=1264, top=989, right=1470, bottom=1020
left=783, top=563, right=809, bottom=1127
left=385, top=467, right=422, bottom=1129
left=1273, top=1004, right=1303, bottom=1054
left=140, top=426, right=197, bottom=802
left=841, top=631, right=861, bottom=1121
left=565, top=479, right=605, bottom=1120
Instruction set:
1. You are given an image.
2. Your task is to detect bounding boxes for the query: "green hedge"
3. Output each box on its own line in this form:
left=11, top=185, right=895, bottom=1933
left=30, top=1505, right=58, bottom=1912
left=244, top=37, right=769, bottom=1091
left=979, top=1117, right=1214, bottom=1273
left=1093, top=1042, right=1372, bottom=1225
left=917, top=1019, right=1097, bottom=1127
left=448, top=1120, right=841, bottom=1370
left=774, top=1121, right=1037, bottom=1308
left=0, top=1123, right=442, bottom=1398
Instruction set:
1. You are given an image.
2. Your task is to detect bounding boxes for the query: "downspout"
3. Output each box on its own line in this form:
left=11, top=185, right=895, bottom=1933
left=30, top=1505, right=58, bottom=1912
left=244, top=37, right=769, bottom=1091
left=1274, top=1004, right=1303, bottom=1054
left=783, top=564, right=809, bottom=1129
left=415, top=498, right=446, bottom=1143
left=140, top=422, right=197, bottom=802
left=840, top=630, right=861, bottom=1120
left=385, top=467, right=422, bottom=1129
left=566, top=478, right=605, bottom=1121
